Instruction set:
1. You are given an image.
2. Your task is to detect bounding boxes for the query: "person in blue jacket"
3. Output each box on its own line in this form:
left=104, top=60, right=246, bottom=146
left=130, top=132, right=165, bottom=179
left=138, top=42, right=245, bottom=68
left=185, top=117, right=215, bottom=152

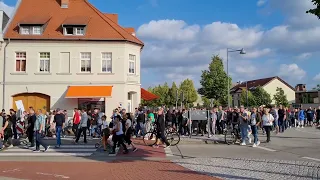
left=298, top=108, right=305, bottom=128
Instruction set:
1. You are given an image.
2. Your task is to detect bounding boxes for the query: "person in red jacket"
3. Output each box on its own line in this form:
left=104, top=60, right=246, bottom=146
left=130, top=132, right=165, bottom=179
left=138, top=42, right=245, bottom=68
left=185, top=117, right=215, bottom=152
left=72, top=108, right=80, bottom=138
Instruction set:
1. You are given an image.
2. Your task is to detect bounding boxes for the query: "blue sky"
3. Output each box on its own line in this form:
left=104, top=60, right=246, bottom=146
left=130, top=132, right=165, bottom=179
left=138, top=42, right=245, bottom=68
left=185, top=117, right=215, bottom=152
left=2, top=0, right=320, bottom=90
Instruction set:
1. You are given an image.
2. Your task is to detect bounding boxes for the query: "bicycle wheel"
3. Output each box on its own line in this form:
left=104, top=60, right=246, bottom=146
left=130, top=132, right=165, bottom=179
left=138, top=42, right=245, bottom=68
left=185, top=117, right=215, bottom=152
left=166, top=132, right=180, bottom=146
left=143, top=131, right=157, bottom=146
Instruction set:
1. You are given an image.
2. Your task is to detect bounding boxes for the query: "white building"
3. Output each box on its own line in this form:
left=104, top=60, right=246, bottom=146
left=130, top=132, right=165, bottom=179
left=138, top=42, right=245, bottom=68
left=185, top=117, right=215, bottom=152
left=0, top=0, right=152, bottom=116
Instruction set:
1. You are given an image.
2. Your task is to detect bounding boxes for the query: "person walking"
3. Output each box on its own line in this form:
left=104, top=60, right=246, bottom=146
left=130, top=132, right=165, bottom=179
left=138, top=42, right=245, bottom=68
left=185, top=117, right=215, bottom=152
left=33, top=109, right=49, bottom=152
left=250, top=107, right=261, bottom=147
left=298, top=108, right=305, bottom=128
left=9, top=109, right=18, bottom=139
left=75, top=109, right=88, bottom=144
left=26, top=109, right=36, bottom=147
left=262, top=106, right=274, bottom=143
left=54, top=108, right=65, bottom=148
left=153, top=107, right=171, bottom=149
left=239, top=106, right=249, bottom=146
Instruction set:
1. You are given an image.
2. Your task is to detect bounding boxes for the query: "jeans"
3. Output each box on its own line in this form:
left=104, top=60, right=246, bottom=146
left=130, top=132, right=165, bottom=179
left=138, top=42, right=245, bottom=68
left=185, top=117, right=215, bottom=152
left=135, top=122, right=144, bottom=137
left=240, top=124, right=249, bottom=143
left=112, top=134, right=128, bottom=153
left=56, top=126, right=62, bottom=146
left=211, top=119, right=216, bottom=135
left=279, top=119, right=285, bottom=133
left=72, top=124, right=79, bottom=137
left=251, top=125, right=258, bottom=144
left=91, top=125, right=98, bottom=136
left=35, top=131, right=48, bottom=150
left=27, top=129, right=34, bottom=146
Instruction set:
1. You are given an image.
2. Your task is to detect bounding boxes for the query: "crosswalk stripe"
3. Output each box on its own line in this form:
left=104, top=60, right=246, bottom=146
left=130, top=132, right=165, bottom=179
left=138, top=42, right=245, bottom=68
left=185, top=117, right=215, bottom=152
left=4, top=148, right=97, bottom=152
left=0, top=153, right=93, bottom=157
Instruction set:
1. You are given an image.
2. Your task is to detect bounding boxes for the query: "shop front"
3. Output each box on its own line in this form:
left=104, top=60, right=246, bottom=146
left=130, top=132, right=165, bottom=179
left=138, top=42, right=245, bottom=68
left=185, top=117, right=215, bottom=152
left=65, top=85, right=112, bottom=113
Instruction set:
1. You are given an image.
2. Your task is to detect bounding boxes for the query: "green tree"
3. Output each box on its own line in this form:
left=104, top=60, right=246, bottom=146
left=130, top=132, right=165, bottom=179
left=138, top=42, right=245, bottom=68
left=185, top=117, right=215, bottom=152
left=306, top=0, right=320, bottom=19
left=199, top=55, right=231, bottom=106
left=251, top=86, right=272, bottom=106
left=201, top=96, right=211, bottom=108
left=168, top=82, right=179, bottom=106
left=273, top=87, right=289, bottom=107
left=240, top=89, right=256, bottom=107
left=312, top=84, right=320, bottom=90
left=179, top=79, right=198, bottom=107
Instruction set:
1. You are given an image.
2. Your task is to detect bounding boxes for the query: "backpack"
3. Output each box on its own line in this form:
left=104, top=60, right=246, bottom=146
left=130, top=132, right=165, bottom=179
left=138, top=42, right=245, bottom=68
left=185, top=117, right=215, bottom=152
left=137, top=112, right=145, bottom=123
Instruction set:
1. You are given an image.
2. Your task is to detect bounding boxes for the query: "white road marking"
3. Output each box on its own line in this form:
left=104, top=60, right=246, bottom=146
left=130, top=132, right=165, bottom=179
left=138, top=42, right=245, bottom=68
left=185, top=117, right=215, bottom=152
left=0, top=153, right=93, bottom=157
left=5, top=148, right=96, bottom=152
left=301, top=157, right=320, bottom=162
left=108, top=147, right=119, bottom=156
left=164, top=147, right=173, bottom=156
left=2, top=168, right=21, bottom=173
left=36, top=172, right=70, bottom=179
left=255, top=146, right=277, bottom=152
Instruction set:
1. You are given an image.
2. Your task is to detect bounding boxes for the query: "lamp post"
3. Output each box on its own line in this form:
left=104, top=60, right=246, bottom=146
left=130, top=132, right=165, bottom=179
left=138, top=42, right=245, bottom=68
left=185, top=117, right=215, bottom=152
left=227, top=48, right=246, bottom=108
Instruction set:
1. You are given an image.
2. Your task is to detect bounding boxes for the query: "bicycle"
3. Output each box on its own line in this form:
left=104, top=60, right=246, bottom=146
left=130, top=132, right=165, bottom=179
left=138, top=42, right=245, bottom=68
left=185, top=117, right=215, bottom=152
left=224, top=123, right=241, bottom=145
left=143, top=124, right=180, bottom=146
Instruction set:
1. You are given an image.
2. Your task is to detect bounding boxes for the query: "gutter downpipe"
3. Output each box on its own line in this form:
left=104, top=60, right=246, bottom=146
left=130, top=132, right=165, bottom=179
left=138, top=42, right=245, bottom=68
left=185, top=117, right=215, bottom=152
left=2, top=38, right=10, bottom=109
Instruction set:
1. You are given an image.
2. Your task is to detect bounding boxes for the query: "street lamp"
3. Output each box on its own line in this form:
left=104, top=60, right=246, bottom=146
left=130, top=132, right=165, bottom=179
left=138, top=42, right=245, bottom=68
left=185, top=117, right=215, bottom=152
left=227, top=48, right=246, bottom=108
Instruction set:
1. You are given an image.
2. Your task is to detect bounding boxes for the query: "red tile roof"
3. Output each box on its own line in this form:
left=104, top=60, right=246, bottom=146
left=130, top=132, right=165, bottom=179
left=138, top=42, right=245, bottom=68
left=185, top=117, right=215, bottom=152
left=5, top=0, right=143, bottom=46
left=141, top=88, right=159, bottom=101
left=62, top=16, right=91, bottom=25
left=231, top=76, right=295, bottom=92
left=104, top=13, right=118, bottom=24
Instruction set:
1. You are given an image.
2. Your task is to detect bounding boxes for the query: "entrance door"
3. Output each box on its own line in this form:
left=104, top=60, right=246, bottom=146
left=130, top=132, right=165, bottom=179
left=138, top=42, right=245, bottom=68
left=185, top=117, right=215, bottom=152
left=12, top=93, right=50, bottom=113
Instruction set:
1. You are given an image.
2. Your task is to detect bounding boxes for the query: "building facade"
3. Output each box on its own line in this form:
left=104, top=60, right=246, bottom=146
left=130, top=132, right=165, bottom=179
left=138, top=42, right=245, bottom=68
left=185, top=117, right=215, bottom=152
left=0, top=0, right=145, bottom=117
left=294, top=84, right=320, bottom=109
left=230, top=76, right=296, bottom=107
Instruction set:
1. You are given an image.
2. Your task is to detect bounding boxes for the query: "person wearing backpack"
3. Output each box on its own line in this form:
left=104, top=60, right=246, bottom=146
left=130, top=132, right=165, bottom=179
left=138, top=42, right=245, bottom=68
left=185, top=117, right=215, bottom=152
left=135, top=108, right=145, bottom=137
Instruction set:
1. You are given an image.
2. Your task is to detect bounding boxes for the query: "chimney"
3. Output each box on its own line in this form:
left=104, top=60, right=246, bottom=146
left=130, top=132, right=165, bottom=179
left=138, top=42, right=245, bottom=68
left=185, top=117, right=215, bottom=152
left=61, top=0, right=69, bottom=8
left=104, top=13, right=118, bottom=24
left=124, top=27, right=135, bottom=36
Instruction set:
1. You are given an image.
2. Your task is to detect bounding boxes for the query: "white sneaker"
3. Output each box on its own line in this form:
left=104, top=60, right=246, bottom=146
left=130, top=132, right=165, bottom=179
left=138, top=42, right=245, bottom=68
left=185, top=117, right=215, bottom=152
left=8, top=144, right=13, bottom=148
left=256, top=141, right=260, bottom=146
left=240, top=142, right=246, bottom=146
left=248, top=138, right=252, bottom=144
left=252, top=144, right=257, bottom=147
left=296, top=126, right=300, bottom=128
left=302, top=126, right=304, bottom=128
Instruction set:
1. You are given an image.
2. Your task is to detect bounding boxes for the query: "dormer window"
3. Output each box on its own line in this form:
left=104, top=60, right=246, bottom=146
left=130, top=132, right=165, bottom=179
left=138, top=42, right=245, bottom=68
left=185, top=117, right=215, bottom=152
left=63, top=26, right=85, bottom=36
left=19, top=26, right=42, bottom=35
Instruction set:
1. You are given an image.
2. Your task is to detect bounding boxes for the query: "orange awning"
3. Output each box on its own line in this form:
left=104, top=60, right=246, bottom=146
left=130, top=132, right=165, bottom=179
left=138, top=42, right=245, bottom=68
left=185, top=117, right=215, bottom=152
left=141, top=88, right=159, bottom=101
left=65, top=86, right=112, bottom=98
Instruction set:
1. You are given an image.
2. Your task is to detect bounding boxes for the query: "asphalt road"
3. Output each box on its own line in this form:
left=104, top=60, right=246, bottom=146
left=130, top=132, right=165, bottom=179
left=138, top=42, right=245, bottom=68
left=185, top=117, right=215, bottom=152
left=0, top=127, right=319, bottom=180
left=170, top=127, right=320, bottom=179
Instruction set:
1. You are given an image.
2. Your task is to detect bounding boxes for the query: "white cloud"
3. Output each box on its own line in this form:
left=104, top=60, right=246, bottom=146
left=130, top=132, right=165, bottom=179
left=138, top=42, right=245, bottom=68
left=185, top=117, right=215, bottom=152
left=257, top=0, right=267, bottom=7
left=313, top=74, right=320, bottom=81
left=278, top=64, right=306, bottom=80
left=0, top=1, right=15, bottom=17
left=296, top=53, right=312, bottom=60
left=136, top=0, right=319, bottom=88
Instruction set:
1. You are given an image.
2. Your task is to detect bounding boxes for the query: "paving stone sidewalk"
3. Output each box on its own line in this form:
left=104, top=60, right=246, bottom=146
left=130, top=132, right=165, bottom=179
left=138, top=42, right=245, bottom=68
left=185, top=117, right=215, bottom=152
left=173, top=157, right=320, bottom=180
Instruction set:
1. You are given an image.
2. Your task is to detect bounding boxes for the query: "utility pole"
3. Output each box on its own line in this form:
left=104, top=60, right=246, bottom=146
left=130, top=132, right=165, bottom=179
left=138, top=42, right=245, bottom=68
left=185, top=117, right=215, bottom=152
left=180, top=92, right=184, bottom=109
left=175, top=89, right=178, bottom=110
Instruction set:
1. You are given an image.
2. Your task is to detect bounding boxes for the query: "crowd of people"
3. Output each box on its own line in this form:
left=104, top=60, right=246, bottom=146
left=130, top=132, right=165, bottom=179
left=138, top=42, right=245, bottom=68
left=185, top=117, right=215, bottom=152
left=0, top=104, right=319, bottom=151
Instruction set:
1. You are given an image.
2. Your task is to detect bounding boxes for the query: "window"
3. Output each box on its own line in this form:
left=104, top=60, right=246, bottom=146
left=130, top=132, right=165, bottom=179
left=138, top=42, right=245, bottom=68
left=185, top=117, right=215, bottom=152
left=80, top=52, right=91, bottom=72
left=65, top=27, right=74, bottom=35
left=15, top=52, right=26, bottom=72
left=101, top=52, right=112, bottom=73
left=39, top=52, right=50, bottom=72
left=129, top=54, right=136, bottom=74
left=64, top=27, right=85, bottom=36
left=20, top=27, right=30, bottom=35
left=76, top=27, right=84, bottom=35
left=33, top=26, right=41, bottom=35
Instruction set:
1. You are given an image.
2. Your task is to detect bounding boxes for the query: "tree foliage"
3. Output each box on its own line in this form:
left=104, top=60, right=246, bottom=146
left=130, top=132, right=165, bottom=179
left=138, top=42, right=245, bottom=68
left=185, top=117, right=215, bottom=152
left=142, top=79, right=198, bottom=108
left=240, top=89, right=256, bottom=107
left=251, top=86, right=272, bottom=106
left=199, top=55, right=231, bottom=106
left=312, top=84, right=320, bottom=91
left=273, top=87, right=289, bottom=107
left=306, top=0, right=320, bottom=19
